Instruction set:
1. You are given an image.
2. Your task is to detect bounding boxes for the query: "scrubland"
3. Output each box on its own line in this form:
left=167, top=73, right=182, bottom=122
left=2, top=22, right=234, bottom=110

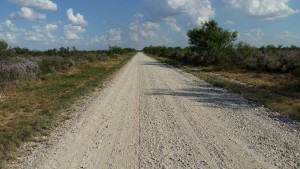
left=0, top=43, right=135, bottom=164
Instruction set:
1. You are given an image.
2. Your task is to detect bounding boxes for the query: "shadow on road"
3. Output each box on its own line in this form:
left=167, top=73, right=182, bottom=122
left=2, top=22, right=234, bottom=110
left=141, top=61, right=171, bottom=68
left=148, top=84, right=299, bottom=126
left=148, top=84, right=255, bottom=110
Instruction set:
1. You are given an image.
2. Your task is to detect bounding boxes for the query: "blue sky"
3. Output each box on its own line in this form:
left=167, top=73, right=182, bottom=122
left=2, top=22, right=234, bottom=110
left=0, top=0, right=299, bottom=50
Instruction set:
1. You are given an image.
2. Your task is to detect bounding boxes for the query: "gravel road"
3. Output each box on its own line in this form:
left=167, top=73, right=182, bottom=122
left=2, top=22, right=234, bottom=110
left=10, top=52, right=300, bottom=169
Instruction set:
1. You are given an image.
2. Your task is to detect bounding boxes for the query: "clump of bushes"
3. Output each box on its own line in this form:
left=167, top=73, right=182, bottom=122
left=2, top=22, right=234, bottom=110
left=0, top=42, right=136, bottom=84
left=143, top=20, right=300, bottom=77
left=0, top=57, right=40, bottom=82
left=39, top=56, right=74, bottom=74
left=143, top=45, right=300, bottom=76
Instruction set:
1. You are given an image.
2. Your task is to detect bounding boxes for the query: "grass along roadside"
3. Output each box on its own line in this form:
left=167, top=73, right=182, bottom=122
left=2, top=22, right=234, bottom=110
left=151, top=55, right=300, bottom=121
left=0, top=53, right=135, bottom=164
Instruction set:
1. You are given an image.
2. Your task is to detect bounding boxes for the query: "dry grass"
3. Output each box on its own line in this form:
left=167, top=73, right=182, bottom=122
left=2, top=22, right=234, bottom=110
left=0, top=53, right=134, bottom=165
left=198, top=70, right=300, bottom=98
left=190, top=70, right=300, bottom=119
left=153, top=55, right=300, bottom=121
left=207, top=71, right=300, bottom=119
left=214, top=71, right=298, bottom=89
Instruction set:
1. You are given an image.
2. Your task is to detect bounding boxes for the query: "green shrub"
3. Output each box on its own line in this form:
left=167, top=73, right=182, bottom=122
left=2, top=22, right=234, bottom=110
left=39, top=57, right=62, bottom=73
left=15, top=125, right=33, bottom=141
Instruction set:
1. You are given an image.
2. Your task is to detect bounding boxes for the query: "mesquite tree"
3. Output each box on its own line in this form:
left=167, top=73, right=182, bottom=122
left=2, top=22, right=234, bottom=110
left=187, top=20, right=238, bottom=63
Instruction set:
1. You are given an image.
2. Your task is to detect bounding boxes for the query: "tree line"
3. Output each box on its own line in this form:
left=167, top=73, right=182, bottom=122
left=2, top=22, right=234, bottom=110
left=0, top=42, right=136, bottom=83
left=0, top=41, right=135, bottom=58
left=143, top=20, right=300, bottom=77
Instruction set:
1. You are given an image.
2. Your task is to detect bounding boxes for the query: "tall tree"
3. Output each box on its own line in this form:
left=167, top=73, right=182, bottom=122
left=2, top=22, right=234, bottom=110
left=187, top=20, right=238, bottom=58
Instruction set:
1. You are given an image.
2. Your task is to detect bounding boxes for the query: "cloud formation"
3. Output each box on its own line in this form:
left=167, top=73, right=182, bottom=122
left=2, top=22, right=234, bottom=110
left=4, top=19, right=18, bottom=32
left=141, top=21, right=160, bottom=30
left=6, top=32, right=17, bottom=43
left=66, top=8, right=88, bottom=26
left=64, top=8, right=88, bottom=40
left=242, top=28, right=265, bottom=43
left=0, top=19, right=23, bottom=43
left=64, top=24, right=86, bottom=40
left=91, top=28, right=123, bottom=46
left=164, top=18, right=181, bottom=31
left=128, top=21, right=160, bottom=42
left=10, top=0, right=57, bottom=11
left=107, top=28, right=122, bottom=41
left=91, top=35, right=107, bottom=44
left=24, top=23, right=58, bottom=42
left=227, top=0, right=299, bottom=20
left=144, top=0, right=215, bottom=26
left=10, top=7, right=46, bottom=21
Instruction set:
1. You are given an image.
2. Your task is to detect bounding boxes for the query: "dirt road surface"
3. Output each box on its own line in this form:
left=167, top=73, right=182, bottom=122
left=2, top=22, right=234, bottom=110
left=11, top=53, right=300, bottom=169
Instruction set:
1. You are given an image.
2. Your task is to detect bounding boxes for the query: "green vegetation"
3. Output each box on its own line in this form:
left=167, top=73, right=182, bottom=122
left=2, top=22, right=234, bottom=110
left=143, top=44, right=300, bottom=76
left=187, top=20, right=238, bottom=61
left=0, top=43, right=135, bottom=164
left=0, top=44, right=135, bottom=82
left=144, top=21, right=300, bottom=76
left=144, top=20, right=300, bottom=121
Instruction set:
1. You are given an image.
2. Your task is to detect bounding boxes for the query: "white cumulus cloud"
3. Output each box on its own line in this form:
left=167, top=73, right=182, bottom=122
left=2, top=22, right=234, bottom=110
left=10, top=0, right=57, bottom=11
left=164, top=18, right=181, bottom=31
left=2, top=19, right=23, bottom=32
left=24, top=23, right=58, bottom=42
left=0, top=19, right=24, bottom=43
left=66, top=8, right=88, bottom=26
left=128, top=21, right=161, bottom=42
left=6, top=32, right=17, bottom=43
left=10, top=7, right=46, bottom=21
left=140, top=22, right=160, bottom=39
left=108, top=28, right=122, bottom=41
left=24, top=32, right=45, bottom=42
left=64, top=24, right=86, bottom=40
left=139, top=29, right=158, bottom=39
left=243, top=28, right=265, bottom=43
left=227, top=0, right=299, bottom=20
left=129, top=22, right=139, bottom=31
left=91, top=35, right=107, bottom=44
left=144, top=0, right=215, bottom=26
left=45, top=23, right=58, bottom=32
left=0, top=26, right=18, bottom=43
left=91, top=28, right=123, bottom=45
left=129, top=33, right=139, bottom=43
left=141, top=21, right=160, bottom=30
left=5, top=19, right=14, bottom=29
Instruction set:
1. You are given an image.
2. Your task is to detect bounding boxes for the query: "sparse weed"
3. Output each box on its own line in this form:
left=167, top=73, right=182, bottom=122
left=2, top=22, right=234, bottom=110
left=0, top=52, right=135, bottom=164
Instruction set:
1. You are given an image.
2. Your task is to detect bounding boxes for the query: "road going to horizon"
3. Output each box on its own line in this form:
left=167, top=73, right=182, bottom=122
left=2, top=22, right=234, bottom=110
left=17, top=53, right=299, bottom=169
